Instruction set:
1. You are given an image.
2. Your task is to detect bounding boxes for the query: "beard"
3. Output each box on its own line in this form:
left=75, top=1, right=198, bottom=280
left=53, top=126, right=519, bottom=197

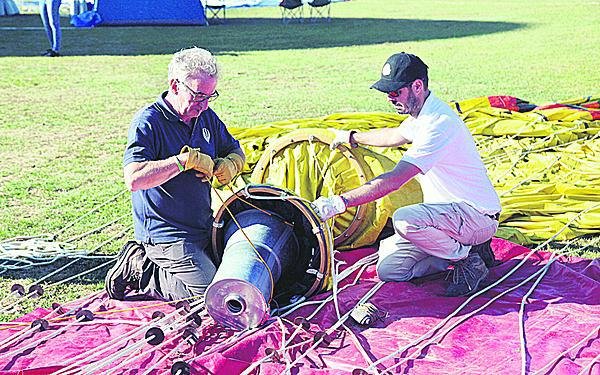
left=393, top=90, right=419, bottom=116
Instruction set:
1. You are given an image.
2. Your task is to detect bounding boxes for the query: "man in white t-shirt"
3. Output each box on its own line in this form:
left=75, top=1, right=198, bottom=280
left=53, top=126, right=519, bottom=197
left=312, top=53, right=501, bottom=297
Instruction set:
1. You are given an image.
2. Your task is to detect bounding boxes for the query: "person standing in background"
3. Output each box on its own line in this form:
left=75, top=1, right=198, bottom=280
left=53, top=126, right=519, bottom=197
left=40, top=0, right=62, bottom=57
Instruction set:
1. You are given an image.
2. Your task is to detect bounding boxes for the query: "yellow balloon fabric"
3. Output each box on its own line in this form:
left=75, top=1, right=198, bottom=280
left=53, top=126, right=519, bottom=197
left=216, top=95, right=599, bottom=247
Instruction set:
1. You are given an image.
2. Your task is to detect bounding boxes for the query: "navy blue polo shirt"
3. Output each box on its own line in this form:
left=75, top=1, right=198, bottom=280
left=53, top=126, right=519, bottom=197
left=124, top=92, right=241, bottom=244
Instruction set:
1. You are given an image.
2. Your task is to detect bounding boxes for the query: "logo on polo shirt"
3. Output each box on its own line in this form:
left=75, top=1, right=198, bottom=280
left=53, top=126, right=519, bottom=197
left=203, top=128, right=211, bottom=143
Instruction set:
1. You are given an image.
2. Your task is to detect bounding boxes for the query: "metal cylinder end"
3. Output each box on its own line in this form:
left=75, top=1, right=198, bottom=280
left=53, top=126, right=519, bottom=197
left=225, top=295, right=246, bottom=315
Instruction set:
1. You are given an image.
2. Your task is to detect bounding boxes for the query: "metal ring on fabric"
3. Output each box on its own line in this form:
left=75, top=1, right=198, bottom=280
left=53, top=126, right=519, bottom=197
left=249, top=128, right=422, bottom=250
left=208, top=184, right=333, bottom=330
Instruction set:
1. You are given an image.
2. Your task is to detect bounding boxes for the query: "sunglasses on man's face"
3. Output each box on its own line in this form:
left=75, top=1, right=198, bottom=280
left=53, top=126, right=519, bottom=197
left=177, top=80, right=219, bottom=103
left=387, top=81, right=416, bottom=97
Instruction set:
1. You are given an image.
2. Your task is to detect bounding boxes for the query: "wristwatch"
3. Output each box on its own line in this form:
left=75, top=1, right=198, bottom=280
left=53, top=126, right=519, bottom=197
left=349, top=130, right=358, bottom=148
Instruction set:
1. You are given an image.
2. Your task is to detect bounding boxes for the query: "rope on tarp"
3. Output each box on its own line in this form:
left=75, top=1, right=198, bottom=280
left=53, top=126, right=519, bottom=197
left=55, top=299, right=207, bottom=375
left=517, top=238, right=596, bottom=375
left=238, top=280, right=383, bottom=375
left=577, top=352, right=600, bottom=375
left=532, top=324, right=600, bottom=375
left=282, top=281, right=385, bottom=374
left=363, top=203, right=598, bottom=374
left=238, top=255, right=377, bottom=375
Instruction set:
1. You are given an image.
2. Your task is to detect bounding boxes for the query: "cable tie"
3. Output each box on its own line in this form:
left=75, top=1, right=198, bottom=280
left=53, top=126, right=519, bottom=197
left=306, top=269, right=323, bottom=279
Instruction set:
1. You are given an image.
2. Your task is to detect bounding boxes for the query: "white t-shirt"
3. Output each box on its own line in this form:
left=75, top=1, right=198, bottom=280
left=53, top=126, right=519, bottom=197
left=399, top=92, right=501, bottom=214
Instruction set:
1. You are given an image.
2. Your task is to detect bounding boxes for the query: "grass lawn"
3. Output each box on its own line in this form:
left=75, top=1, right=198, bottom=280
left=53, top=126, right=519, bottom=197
left=0, top=0, right=598, bottom=319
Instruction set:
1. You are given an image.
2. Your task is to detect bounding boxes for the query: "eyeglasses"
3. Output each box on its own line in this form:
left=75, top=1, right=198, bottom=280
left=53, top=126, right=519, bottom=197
left=177, top=80, right=219, bottom=103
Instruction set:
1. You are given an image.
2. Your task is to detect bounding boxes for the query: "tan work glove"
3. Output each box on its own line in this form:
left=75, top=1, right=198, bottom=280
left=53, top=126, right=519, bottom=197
left=329, top=129, right=358, bottom=150
left=180, top=145, right=214, bottom=179
left=213, top=153, right=244, bottom=185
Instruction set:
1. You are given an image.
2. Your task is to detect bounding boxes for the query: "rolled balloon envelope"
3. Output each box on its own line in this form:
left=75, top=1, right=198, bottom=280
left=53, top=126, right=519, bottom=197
left=207, top=184, right=333, bottom=330
left=250, top=128, right=422, bottom=250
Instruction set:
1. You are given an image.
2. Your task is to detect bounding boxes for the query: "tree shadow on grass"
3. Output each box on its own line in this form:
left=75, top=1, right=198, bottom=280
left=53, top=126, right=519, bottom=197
left=0, top=15, right=526, bottom=57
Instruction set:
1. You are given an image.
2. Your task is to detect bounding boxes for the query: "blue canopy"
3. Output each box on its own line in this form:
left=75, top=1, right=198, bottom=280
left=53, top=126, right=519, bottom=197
left=95, top=0, right=207, bottom=26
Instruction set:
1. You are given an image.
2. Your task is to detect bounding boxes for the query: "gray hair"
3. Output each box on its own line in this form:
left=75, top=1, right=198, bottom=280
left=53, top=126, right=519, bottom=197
left=168, top=47, right=219, bottom=82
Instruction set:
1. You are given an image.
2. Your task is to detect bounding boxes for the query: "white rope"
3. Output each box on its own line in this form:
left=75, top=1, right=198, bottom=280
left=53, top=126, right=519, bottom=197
left=129, top=307, right=209, bottom=375
left=276, top=317, right=293, bottom=368
left=0, top=324, right=41, bottom=352
left=73, top=300, right=206, bottom=374
left=280, top=252, right=376, bottom=320
left=138, top=335, right=191, bottom=375
left=64, top=214, right=129, bottom=243
left=282, top=281, right=384, bottom=374
left=0, top=227, right=131, bottom=313
left=241, top=266, right=380, bottom=375
left=499, top=156, right=561, bottom=197
left=476, top=115, right=537, bottom=166
left=487, top=128, right=596, bottom=189
left=517, top=239, right=593, bottom=375
left=328, top=225, right=341, bottom=320
left=482, top=124, right=587, bottom=167
left=194, top=327, right=262, bottom=373
left=0, top=305, right=103, bottom=362
left=366, top=204, right=598, bottom=373
left=106, top=330, right=187, bottom=375
left=378, top=255, right=560, bottom=374
left=0, top=291, right=104, bottom=354
left=49, top=258, right=116, bottom=287
left=342, top=323, right=378, bottom=372
left=0, top=191, right=128, bottom=278
left=577, top=353, right=600, bottom=375
left=54, top=299, right=204, bottom=375
left=519, top=256, right=553, bottom=375
left=532, top=325, right=600, bottom=375
left=53, top=190, right=128, bottom=237
left=36, top=226, right=130, bottom=285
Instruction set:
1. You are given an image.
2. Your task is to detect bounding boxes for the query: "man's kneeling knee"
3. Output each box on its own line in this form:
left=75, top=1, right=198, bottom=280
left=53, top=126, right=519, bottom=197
left=376, top=263, right=413, bottom=282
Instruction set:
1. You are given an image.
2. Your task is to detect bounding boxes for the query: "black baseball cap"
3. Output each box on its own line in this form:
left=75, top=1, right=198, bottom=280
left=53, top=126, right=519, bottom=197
left=371, top=53, right=429, bottom=93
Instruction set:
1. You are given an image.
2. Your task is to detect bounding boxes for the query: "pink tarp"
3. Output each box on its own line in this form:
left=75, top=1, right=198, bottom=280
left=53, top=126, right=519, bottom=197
left=0, top=238, right=598, bottom=374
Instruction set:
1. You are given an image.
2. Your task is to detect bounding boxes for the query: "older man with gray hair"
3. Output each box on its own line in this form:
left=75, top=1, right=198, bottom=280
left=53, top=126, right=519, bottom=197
left=105, top=47, right=245, bottom=301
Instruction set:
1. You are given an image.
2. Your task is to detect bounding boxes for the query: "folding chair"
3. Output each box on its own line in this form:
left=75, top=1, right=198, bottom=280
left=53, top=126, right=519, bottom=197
left=279, top=0, right=303, bottom=24
left=205, top=0, right=226, bottom=25
left=308, top=0, right=331, bottom=22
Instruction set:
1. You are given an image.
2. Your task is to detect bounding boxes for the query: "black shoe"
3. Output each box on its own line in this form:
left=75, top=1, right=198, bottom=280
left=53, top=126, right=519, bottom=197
left=105, top=241, right=145, bottom=300
left=41, top=49, right=60, bottom=57
left=470, top=239, right=496, bottom=268
left=445, top=252, right=489, bottom=297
